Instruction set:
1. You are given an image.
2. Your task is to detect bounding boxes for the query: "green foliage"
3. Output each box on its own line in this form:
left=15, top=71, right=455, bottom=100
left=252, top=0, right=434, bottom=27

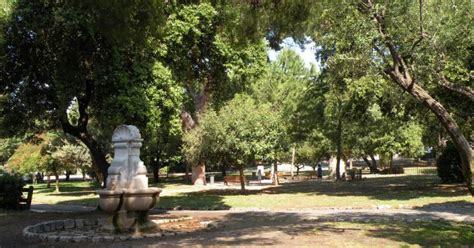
left=6, top=134, right=50, bottom=175
left=0, top=172, right=25, bottom=209
left=183, top=94, right=284, bottom=169
left=50, top=142, right=92, bottom=176
left=0, top=137, right=20, bottom=165
left=436, top=142, right=465, bottom=183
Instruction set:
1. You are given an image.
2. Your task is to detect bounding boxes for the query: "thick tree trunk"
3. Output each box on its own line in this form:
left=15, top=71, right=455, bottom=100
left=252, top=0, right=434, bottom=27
left=272, top=160, right=279, bottom=186
left=151, top=160, right=160, bottom=184
left=79, top=134, right=109, bottom=187
left=365, top=0, right=473, bottom=194
left=192, top=163, right=206, bottom=185
left=362, top=156, right=371, bottom=167
left=239, top=166, right=246, bottom=191
left=363, top=155, right=379, bottom=174
left=65, top=171, right=70, bottom=182
left=54, top=172, right=60, bottom=193
left=61, top=121, right=109, bottom=188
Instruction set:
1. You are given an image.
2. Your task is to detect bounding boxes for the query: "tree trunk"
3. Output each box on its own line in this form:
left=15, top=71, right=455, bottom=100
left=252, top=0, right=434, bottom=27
left=65, top=171, right=70, bottom=182
left=272, top=160, right=279, bottom=186
left=78, top=134, right=109, bottom=187
left=54, top=172, right=60, bottom=193
left=239, top=166, right=246, bottom=191
left=369, top=154, right=378, bottom=172
left=362, top=156, right=371, bottom=167
left=296, top=166, right=300, bottom=175
left=152, top=160, right=160, bottom=184
left=192, top=163, right=206, bottom=185
left=365, top=1, right=473, bottom=194
left=290, top=145, right=296, bottom=179
left=364, top=156, right=377, bottom=174
left=336, top=118, right=342, bottom=180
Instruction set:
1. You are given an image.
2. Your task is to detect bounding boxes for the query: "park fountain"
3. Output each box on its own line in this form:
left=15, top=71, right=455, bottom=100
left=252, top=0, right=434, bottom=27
left=97, top=125, right=161, bottom=233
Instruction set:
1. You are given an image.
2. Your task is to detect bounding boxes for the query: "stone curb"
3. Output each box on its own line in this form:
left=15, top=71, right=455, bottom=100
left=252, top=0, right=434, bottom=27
left=23, top=216, right=198, bottom=243
left=300, top=215, right=474, bottom=225
left=155, top=204, right=473, bottom=211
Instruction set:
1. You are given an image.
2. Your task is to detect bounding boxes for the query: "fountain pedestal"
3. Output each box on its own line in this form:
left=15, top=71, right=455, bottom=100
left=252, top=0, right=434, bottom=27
left=97, top=125, right=161, bottom=233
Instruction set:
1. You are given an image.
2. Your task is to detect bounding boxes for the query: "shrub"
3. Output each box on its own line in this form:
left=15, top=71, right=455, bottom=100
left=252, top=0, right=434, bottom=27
left=0, top=172, right=25, bottom=209
left=436, top=142, right=464, bottom=183
left=380, top=165, right=404, bottom=174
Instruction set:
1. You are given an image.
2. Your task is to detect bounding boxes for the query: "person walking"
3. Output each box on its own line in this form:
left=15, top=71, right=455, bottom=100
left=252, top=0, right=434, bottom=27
left=317, top=163, right=323, bottom=179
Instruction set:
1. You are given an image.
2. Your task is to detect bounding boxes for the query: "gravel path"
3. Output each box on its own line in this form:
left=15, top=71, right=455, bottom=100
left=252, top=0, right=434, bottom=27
left=3, top=204, right=472, bottom=247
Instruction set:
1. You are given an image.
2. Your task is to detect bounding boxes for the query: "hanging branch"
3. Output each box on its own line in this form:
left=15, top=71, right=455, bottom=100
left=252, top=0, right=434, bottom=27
left=410, top=0, right=426, bottom=56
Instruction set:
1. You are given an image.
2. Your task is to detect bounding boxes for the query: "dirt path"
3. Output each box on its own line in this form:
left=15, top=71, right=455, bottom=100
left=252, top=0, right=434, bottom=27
left=2, top=206, right=473, bottom=247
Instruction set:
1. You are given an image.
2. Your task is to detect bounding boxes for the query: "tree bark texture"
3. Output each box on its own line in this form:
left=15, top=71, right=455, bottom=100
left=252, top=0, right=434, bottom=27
left=239, top=166, right=246, bottom=190
left=192, top=163, right=206, bottom=185
left=272, top=160, right=279, bottom=186
left=336, top=118, right=342, bottom=180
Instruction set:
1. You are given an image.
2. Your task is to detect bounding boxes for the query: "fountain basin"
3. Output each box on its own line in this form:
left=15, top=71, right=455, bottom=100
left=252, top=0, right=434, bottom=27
left=97, top=190, right=124, bottom=212
left=124, top=188, right=161, bottom=211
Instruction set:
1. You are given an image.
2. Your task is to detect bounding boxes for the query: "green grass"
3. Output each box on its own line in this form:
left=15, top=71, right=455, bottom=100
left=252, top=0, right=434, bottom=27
left=319, top=221, right=474, bottom=247
left=29, top=175, right=474, bottom=210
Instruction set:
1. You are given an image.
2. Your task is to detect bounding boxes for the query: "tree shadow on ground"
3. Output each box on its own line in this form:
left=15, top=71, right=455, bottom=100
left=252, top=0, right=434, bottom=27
left=157, top=194, right=231, bottom=210
left=192, top=175, right=471, bottom=201
left=98, top=210, right=474, bottom=247
left=414, top=200, right=474, bottom=217
left=310, top=212, right=474, bottom=247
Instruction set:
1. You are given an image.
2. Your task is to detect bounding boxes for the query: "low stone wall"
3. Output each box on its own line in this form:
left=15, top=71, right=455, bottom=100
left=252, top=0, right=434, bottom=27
left=23, top=217, right=197, bottom=243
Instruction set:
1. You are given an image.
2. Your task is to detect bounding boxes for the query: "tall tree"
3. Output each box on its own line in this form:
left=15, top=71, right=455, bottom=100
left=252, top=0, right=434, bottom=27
left=0, top=1, right=179, bottom=186
left=246, top=0, right=473, bottom=192
left=162, top=3, right=268, bottom=184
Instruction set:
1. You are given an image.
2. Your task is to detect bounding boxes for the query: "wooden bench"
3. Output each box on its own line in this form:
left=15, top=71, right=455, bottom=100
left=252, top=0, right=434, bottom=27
left=224, top=175, right=249, bottom=186
left=264, top=172, right=286, bottom=179
left=18, top=186, right=34, bottom=210
left=347, top=169, right=363, bottom=181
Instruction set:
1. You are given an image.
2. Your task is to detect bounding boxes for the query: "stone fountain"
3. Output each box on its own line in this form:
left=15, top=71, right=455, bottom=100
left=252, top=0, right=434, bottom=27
left=97, top=125, right=161, bottom=233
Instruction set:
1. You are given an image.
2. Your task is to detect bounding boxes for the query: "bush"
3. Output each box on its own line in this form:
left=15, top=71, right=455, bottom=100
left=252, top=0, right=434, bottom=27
left=436, top=142, right=464, bottom=183
left=380, top=165, right=404, bottom=174
left=0, top=172, right=25, bottom=209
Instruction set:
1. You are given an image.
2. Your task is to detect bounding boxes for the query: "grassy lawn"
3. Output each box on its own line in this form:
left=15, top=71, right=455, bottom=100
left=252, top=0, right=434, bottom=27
left=312, top=221, right=474, bottom=247
left=29, top=174, right=474, bottom=210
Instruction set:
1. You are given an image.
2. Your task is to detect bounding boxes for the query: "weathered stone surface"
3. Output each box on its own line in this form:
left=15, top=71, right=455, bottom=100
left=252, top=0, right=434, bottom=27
left=72, top=235, right=88, bottom=242
left=47, top=235, right=59, bottom=242
left=59, top=236, right=72, bottom=242
left=91, top=236, right=103, bottom=243
left=55, top=221, right=64, bottom=230
left=103, top=236, right=115, bottom=241
left=64, top=219, right=75, bottom=229
left=75, top=219, right=84, bottom=228
left=84, top=219, right=97, bottom=226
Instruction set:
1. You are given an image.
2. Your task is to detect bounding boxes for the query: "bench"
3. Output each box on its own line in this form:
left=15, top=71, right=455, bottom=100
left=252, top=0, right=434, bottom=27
left=18, top=186, right=34, bottom=210
left=264, top=172, right=286, bottom=179
left=347, top=169, right=363, bottom=181
left=224, top=175, right=249, bottom=186
left=0, top=185, right=33, bottom=210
